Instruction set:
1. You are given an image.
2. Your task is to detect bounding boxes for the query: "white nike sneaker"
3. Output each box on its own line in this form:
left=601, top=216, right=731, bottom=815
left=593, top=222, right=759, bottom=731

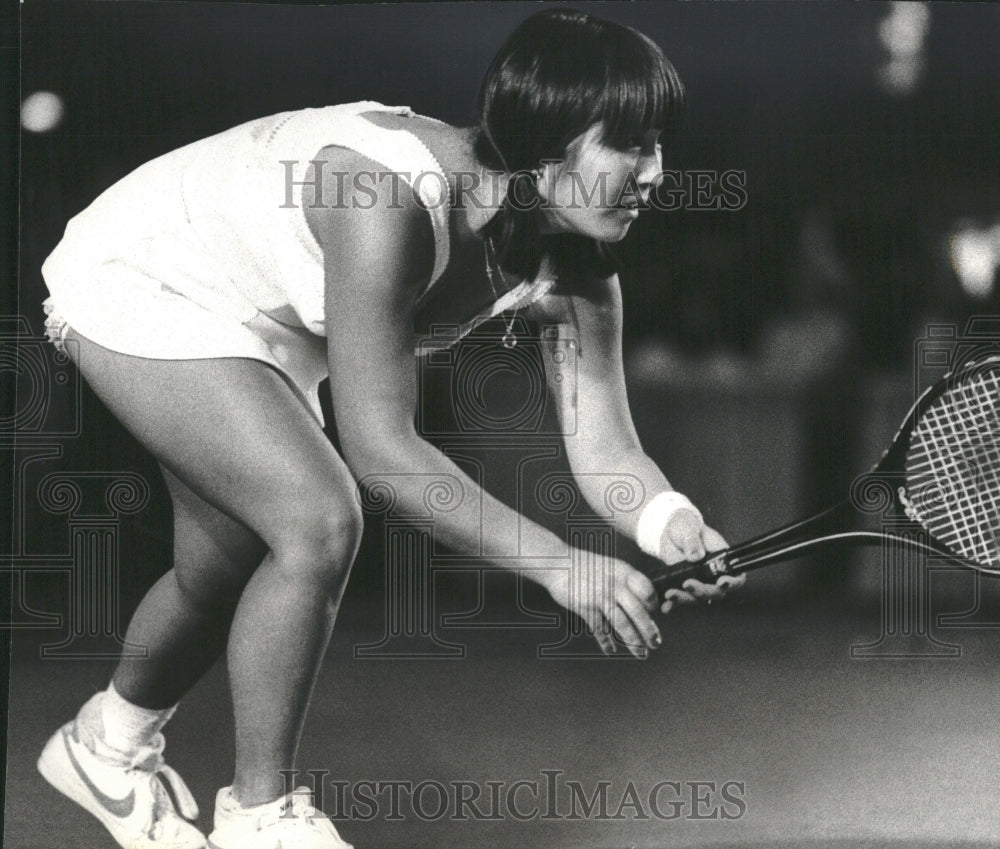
left=207, top=786, right=353, bottom=849
left=37, top=717, right=205, bottom=849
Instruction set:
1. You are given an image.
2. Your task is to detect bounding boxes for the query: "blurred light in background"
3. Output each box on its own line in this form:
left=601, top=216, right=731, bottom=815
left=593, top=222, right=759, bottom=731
left=950, top=220, right=1000, bottom=300
left=876, top=2, right=930, bottom=96
left=20, top=90, right=65, bottom=133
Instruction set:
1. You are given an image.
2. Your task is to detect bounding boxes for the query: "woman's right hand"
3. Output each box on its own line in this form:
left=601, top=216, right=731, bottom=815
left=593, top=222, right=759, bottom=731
left=541, top=555, right=661, bottom=658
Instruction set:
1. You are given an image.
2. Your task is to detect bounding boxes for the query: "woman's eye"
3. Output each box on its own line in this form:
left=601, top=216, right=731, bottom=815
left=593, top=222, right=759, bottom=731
left=616, top=132, right=661, bottom=152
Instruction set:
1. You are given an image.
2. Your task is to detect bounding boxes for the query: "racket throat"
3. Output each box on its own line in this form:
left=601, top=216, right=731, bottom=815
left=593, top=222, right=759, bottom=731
left=896, top=486, right=924, bottom=524
left=721, top=500, right=856, bottom=573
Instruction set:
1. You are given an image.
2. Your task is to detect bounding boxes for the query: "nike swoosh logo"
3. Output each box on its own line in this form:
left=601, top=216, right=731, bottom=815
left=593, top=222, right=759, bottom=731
left=62, top=728, right=136, bottom=818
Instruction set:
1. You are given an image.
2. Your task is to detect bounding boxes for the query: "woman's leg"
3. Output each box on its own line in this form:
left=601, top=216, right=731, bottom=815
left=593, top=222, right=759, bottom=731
left=65, top=329, right=364, bottom=806
left=111, top=465, right=268, bottom=710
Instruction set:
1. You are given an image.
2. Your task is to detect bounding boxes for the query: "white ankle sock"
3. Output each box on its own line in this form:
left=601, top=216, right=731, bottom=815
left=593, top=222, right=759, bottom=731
left=90, top=682, right=177, bottom=754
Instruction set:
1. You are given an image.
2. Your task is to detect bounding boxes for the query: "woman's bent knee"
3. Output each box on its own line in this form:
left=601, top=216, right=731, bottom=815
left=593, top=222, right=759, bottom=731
left=269, top=505, right=364, bottom=589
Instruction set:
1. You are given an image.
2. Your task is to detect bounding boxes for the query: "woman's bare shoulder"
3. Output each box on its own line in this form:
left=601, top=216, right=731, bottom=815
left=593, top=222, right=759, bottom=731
left=303, top=145, right=434, bottom=287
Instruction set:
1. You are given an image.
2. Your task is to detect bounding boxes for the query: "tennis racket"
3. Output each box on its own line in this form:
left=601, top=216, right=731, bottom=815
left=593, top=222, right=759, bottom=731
left=649, top=355, right=1000, bottom=591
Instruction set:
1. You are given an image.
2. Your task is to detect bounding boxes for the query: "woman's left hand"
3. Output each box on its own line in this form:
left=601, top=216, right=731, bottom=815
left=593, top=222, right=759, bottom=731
left=658, top=510, right=745, bottom=613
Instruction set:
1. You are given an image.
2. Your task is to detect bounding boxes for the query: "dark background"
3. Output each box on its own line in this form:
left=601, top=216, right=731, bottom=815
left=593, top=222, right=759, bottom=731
left=17, top=1, right=1000, bottom=365
left=14, top=0, right=1000, bottom=604
left=8, top=4, right=1000, bottom=847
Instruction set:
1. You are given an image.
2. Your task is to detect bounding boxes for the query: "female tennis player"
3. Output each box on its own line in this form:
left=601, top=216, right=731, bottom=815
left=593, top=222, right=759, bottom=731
left=36, top=9, right=743, bottom=849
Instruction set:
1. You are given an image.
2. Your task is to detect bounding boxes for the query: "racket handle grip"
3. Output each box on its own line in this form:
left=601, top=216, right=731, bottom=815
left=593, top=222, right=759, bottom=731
left=649, top=551, right=731, bottom=591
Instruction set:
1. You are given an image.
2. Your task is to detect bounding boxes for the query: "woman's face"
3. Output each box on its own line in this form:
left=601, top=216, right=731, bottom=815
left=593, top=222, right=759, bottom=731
left=535, top=123, right=663, bottom=242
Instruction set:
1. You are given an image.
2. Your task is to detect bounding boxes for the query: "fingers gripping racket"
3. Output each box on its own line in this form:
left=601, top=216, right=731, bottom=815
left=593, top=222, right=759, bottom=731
left=649, top=356, right=1000, bottom=592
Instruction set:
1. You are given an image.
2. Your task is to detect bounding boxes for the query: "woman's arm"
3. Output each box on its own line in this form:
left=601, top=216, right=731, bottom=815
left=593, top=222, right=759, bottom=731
left=304, top=148, right=662, bottom=655
left=529, top=271, right=743, bottom=605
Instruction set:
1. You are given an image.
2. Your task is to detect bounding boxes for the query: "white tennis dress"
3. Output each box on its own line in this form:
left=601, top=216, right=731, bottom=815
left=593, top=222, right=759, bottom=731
left=42, top=101, right=555, bottom=423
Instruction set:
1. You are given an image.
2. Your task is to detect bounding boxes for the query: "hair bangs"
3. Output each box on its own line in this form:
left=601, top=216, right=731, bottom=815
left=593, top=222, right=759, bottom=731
left=598, top=30, right=685, bottom=145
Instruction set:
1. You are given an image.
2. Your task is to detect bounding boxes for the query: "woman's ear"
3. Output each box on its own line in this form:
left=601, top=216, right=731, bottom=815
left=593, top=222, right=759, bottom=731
left=534, top=161, right=559, bottom=205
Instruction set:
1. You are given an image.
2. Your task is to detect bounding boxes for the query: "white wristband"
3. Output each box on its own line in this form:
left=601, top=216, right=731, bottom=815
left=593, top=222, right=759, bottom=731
left=636, top=491, right=703, bottom=557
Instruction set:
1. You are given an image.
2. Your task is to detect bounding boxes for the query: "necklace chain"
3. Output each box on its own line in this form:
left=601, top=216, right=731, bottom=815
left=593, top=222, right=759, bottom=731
left=483, top=236, right=519, bottom=349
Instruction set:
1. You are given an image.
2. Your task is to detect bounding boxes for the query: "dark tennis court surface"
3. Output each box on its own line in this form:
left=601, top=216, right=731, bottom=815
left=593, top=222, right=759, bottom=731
left=6, top=601, right=1000, bottom=849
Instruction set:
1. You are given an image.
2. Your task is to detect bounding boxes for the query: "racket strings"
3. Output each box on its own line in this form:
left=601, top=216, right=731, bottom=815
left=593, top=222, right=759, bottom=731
left=917, top=400, right=1000, bottom=564
left=906, top=367, right=1000, bottom=567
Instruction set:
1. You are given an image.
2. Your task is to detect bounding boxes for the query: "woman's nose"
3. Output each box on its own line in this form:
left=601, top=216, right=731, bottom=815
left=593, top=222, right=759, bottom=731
left=636, top=147, right=663, bottom=199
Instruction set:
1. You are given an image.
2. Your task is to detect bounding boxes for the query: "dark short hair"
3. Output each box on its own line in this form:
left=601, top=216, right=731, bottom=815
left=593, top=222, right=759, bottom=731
left=476, top=9, right=685, bottom=280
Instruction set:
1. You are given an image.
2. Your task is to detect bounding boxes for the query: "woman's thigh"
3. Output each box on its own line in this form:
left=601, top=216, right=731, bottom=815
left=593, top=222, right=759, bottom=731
left=64, top=327, right=360, bottom=555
